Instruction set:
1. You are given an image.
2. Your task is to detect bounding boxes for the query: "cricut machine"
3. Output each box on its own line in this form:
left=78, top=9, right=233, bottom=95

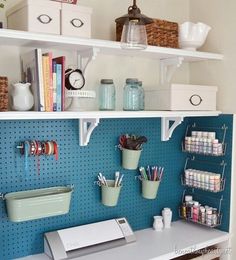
left=44, top=218, right=136, bottom=260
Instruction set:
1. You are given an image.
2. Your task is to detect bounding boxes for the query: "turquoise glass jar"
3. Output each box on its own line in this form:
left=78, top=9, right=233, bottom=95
left=123, top=78, right=141, bottom=111
left=99, top=79, right=116, bottom=110
left=138, top=81, right=145, bottom=110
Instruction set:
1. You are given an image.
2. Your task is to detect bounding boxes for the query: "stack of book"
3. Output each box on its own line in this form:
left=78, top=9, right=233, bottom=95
left=21, top=49, right=66, bottom=112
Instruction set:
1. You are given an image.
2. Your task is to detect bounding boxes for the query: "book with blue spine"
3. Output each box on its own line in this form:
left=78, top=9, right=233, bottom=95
left=56, top=64, right=62, bottom=111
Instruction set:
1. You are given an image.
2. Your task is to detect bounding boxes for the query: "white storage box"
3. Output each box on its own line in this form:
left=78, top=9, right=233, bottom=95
left=6, top=0, right=61, bottom=34
left=61, top=4, right=92, bottom=38
left=145, top=84, right=218, bottom=111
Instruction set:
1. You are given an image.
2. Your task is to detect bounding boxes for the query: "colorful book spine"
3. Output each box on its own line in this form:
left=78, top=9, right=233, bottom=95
left=56, top=64, right=62, bottom=111
left=43, top=53, right=53, bottom=112
left=42, top=55, right=51, bottom=112
left=53, top=56, right=66, bottom=111
left=52, top=61, right=57, bottom=111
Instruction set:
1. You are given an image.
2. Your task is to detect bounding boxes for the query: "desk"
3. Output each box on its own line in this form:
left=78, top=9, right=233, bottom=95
left=17, top=221, right=230, bottom=260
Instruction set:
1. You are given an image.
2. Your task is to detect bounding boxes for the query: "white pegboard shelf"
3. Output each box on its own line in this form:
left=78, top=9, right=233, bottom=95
left=0, top=111, right=222, bottom=146
left=0, top=29, right=223, bottom=61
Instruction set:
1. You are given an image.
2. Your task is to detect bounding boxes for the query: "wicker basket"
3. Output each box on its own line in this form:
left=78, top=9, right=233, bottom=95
left=116, top=19, right=179, bottom=49
left=0, top=77, right=8, bottom=111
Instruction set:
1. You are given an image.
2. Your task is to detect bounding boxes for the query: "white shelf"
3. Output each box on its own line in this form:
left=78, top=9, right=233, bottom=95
left=0, top=111, right=221, bottom=146
left=0, top=29, right=223, bottom=61
left=16, top=221, right=230, bottom=260
left=0, top=110, right=221, bottom=120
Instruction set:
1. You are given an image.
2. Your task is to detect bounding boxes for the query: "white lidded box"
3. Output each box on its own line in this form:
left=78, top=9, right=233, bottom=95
left=6, top=0, right=61, bottom=34
left=61, top=3, right=92, bottom=38
left=145, top=84, right=218, bottom=111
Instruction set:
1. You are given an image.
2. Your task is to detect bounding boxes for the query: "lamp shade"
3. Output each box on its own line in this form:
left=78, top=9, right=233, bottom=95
left=115, top=0, right=153, bottom=50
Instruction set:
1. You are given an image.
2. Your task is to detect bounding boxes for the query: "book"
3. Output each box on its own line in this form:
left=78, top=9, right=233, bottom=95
left=56, top=64, right=62, bottom=111
left=21, top=49, right=45, bottom=111
left=52, top=61, right=57, bottom=111
left=53, top=56, right=66, bottom=111
left=42, top=53, right=53, bottom=112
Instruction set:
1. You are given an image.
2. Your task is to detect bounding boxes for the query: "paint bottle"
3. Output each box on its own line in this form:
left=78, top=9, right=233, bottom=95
left=212, top=208, right=218, bottom=226
left=200, top=206, right=206, bottom=224
left=193, top=201, right=200, bottom=222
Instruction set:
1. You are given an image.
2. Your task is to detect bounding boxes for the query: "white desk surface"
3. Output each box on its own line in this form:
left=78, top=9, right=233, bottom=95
left=17, top=221, right=230, bottom=260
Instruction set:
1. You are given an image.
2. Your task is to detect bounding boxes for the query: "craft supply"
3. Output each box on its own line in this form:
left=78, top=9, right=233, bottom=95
left=153, top=216, right=163, bottom=231
left=98, top=172, right=123, bottom=187
left=119, top=134, right=147, bottom=150
left=162, top=208, right=172, bottom=228
left=139, top=165, right=164, bottom=181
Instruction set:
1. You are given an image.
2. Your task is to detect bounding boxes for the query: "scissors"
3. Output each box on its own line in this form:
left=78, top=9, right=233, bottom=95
left=119, top=135, right=128, bottom=148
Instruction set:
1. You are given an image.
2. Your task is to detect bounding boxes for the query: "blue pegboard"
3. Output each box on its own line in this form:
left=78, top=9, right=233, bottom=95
left=0, top=115, right=232, bottom=259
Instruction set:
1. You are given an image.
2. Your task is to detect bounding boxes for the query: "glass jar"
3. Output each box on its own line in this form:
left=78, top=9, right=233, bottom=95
left=123, top=78, right=141, bottom=111
left=99, top=79, right=116, bottom=110
left=138, top=81, right=145, bottom=110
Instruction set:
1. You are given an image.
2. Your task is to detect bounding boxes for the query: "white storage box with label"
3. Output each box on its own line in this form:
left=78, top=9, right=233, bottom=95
left=61, top=4, right=92, bottom=38
left=145, top=84, right=218, bottom=111
left=6, top=0, right=61, bottom=35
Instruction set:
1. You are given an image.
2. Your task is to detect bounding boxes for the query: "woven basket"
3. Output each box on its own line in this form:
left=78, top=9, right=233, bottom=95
left=116, top=19, right=179, bottom=48
left=0, top=77, right=8, bottom=111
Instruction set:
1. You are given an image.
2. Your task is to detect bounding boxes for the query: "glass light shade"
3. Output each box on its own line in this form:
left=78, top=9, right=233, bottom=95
left=121, top=19, right=148, bottom=50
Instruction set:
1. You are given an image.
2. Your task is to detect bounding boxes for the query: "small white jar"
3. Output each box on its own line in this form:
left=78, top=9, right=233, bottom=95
left=153, top=216, right=164, bottom=231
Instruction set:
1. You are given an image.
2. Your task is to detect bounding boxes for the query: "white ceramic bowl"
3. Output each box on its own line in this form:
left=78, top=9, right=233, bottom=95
left=179, top=22, right=211, bottom=51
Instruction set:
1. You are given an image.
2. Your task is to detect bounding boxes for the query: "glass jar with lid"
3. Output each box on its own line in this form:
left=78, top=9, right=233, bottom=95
left=138, top=81, right=145, bottom=110
left=99, top=79, right=116, bottom=110
left=123, top=78, right=141, bottom=111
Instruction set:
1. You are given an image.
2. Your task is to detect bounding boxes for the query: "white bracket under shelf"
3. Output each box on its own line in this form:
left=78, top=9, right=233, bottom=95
left=161, top=117, right=184, bottom=141
left=77, top=47, right=100, bottom=74
left=79, top=118, right=100, bottom=146
left=160, top=57, right=184, bottom=85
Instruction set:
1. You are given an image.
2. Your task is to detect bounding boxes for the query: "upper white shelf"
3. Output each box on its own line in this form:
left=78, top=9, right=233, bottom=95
left=0, top=110, right=222, bottom=120
left=0, top=29, right=223, bottom=62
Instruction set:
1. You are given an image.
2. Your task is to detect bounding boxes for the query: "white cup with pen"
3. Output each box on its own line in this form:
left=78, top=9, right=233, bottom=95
left=98, top=172, right=123, bottom=207
left=139, top=166, right=164, bottom=200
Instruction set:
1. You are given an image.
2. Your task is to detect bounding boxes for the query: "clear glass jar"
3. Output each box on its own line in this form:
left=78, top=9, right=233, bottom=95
left=123, top=78, right=141, bottom=111
left=138, top=81, right=145, bottom=110
left=99, top=79, right=116, bottom=110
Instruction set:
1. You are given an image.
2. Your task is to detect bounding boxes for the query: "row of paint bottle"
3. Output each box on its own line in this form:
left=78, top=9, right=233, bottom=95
left=184, top=169, right=222, bottom=192
left=181, top=195, right=219, bottom=227
left=184, top=131, right=223, bottom=156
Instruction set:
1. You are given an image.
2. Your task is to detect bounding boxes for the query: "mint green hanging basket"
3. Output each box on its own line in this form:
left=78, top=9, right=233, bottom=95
left=101, top=180, right=122, bottom=207
left=122, top=148, right=142, bottom=170
left=142, top=179, right=160, bottom=200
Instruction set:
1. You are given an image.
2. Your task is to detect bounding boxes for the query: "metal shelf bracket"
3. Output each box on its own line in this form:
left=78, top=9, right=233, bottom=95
left=160, top=57, right=184, bottom=85
left=79, top=118, right=100, bottom=146
left=77, top=47, right=100, bottom=73
left=161, top=117, right=184, bottom=141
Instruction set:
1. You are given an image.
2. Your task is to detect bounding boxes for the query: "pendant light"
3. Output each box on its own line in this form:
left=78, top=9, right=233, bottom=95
left=115, top=0, right=153, bottom=50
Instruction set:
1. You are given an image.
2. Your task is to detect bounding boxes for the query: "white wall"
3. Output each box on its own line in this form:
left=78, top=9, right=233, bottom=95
left=0, top=0, right=190, bottom=110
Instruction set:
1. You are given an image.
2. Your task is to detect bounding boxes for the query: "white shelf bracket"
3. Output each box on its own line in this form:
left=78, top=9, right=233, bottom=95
left=161, top=117, right=184, bottom=141
left=79, top=118, right=100, bottom=146
left=160, top=57, right=184, bottom=85
left=77, top=47, right=100, bottom=74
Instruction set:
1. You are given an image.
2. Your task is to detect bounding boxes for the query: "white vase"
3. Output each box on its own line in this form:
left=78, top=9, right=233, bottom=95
left=162, top=208, right=172, bottom=228
left=153, top=216, right=164, bottom=231
left=11, top=83, right=34, bottom=111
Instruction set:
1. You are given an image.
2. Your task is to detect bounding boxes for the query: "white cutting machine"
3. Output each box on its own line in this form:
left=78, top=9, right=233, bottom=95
left=44, top=218, right=136, bottom=260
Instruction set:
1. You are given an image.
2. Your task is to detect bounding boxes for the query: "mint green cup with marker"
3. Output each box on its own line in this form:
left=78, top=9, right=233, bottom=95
left=101, top=180, right=122, bottom=207
left=142, top=179, right=160, bottom=199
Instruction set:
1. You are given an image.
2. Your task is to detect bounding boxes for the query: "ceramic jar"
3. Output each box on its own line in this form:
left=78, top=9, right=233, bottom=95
left=153, top=216, right=164, bottom=231
left=11, top=82, right=34, bottom=111
left=162, top=208, right=172, bottom=228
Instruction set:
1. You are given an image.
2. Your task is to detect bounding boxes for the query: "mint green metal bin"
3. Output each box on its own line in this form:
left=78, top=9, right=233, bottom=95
left=4, top=186, right=73, bottom=222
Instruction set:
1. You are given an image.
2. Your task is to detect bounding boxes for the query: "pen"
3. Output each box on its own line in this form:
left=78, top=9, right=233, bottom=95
left=147, top=165, right=151, bottom=181
left=139, top=167, right=148, bottom=180
left=103, top=176, right=108, bottom=186
left=114, top=171, right=120, bottom=187
left=118, top=174, right=124, bottom=186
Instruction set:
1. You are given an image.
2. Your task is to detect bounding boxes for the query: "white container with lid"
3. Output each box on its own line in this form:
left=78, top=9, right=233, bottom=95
left=6, top=0, right=61, bottom=34
left=61, top=3, right=92, bottom=38
left=145, top=84, right=218, bottom=111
